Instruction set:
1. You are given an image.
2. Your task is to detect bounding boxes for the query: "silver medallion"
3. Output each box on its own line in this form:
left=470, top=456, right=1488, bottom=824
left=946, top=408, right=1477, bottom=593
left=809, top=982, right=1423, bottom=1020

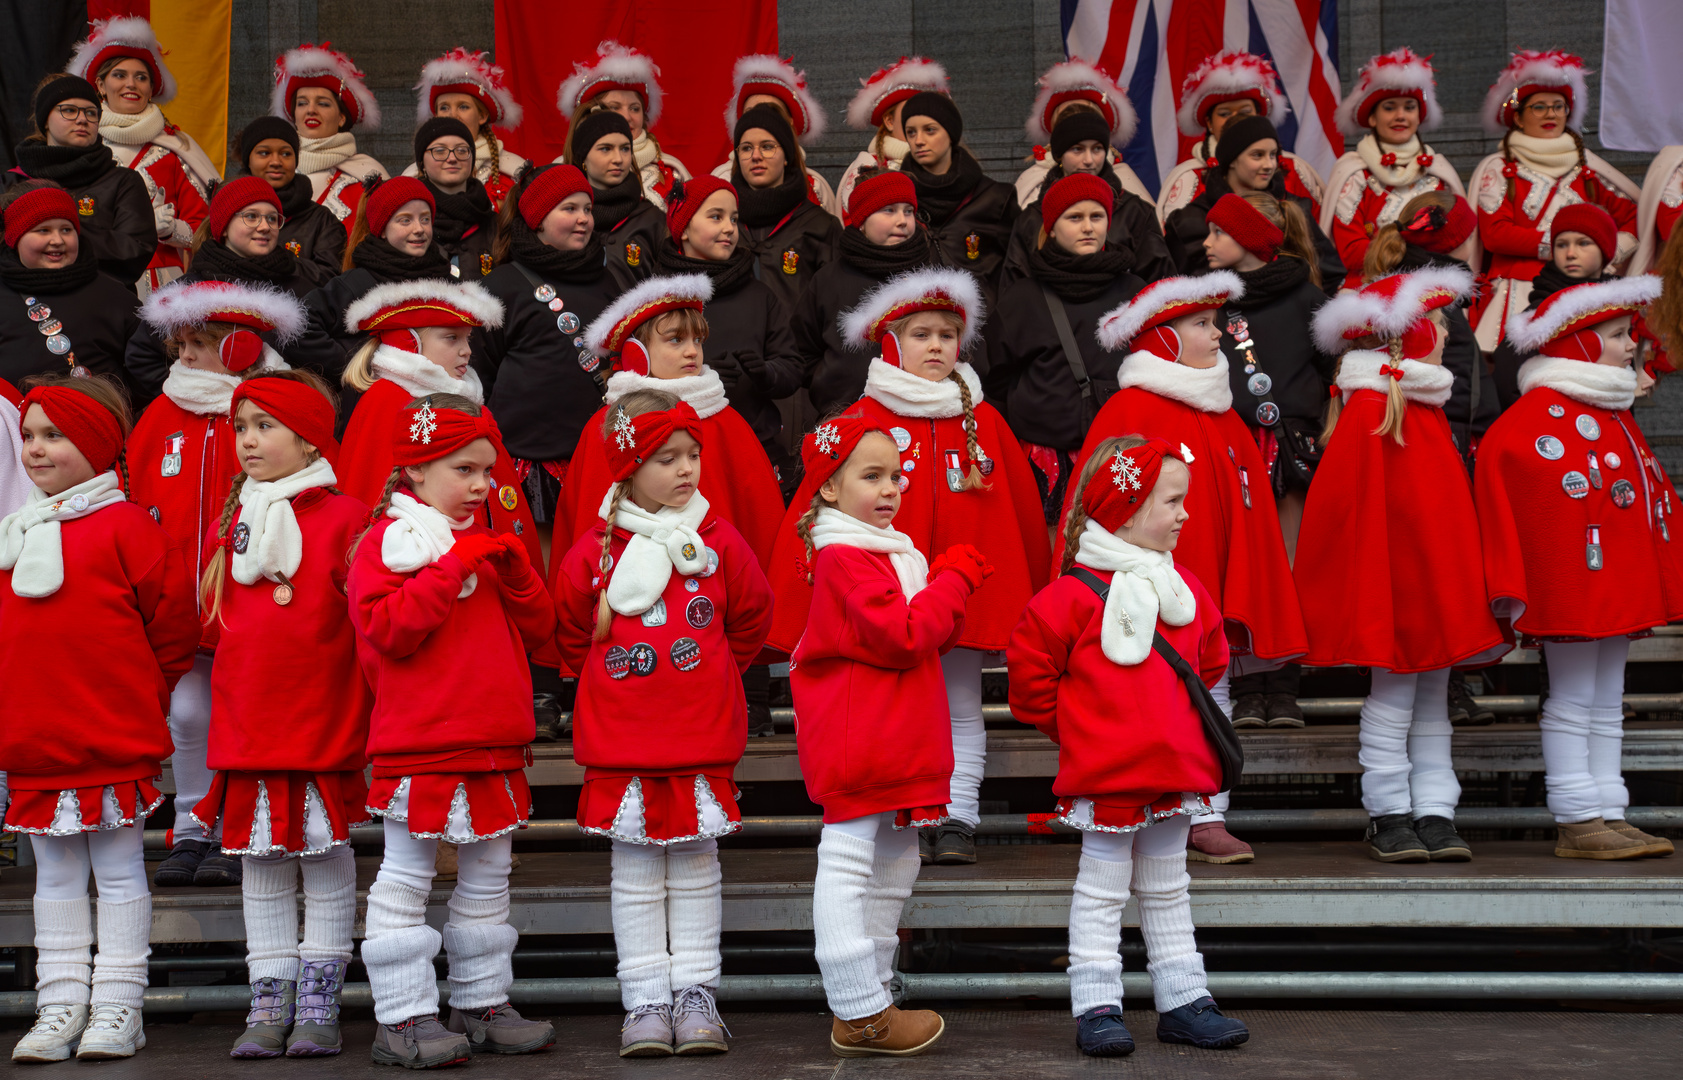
left=1547, top=404, right=1565, bottom=418
left=45, top=334, right=70, bottom=355
left=1611, top=478, right=1637, bottom=509
left=1575, top=414, right=1601, bottom=441
left=890, top=426, right=912, bottom=452
left=1535, top=435, right=1565, bottom=461
left=558, top=311, right=581, bottom=334
left=1255, top=401, right=1280, bottom=427
left=641, top=597, right=667, bottom=627
left=1562, top=470, right=1590, bottom=499
left=1605, top=452, right=1622, bottom=470
left=533, top=284, right=557, bottom=303
left=1247, top=372, right=1273, bottom=397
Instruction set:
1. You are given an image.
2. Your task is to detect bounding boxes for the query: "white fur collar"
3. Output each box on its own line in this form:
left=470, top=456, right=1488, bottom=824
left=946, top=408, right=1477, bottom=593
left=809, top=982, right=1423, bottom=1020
left=371, top=344, right=484, bottom=405
left=1517, top=356, right=1637, bottom=411
left=1337, top=348, right=1453, bottom=407
left=1116, top=352, right=1233, bottom=414
left=162, top=349, right=290, bottom=416
left=863, top=359, right=982, bottom=419
left=603, top=366, right=728, bottom=419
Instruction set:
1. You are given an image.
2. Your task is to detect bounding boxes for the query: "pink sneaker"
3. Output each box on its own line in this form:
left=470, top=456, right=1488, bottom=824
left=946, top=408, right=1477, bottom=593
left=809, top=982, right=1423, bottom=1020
left=1187, top=822, right=1254, bottom=864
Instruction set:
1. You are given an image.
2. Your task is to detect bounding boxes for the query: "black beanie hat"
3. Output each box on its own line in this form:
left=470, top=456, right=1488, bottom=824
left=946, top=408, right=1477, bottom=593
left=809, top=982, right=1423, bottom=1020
left=570, top=108, right=633, bottom=164
left=1050, top=109, right=1113, bottom=159
left=733, top=104, right=798, bottom=163
left=414, top=116, right=476, bottom=174
left=900, top=91, right=963, bottom=145
left=238, top=116, right=301, bottom=174
left=1213, top=115, right=1279, bottom=173
left=34, top=75, right=101, bottom=134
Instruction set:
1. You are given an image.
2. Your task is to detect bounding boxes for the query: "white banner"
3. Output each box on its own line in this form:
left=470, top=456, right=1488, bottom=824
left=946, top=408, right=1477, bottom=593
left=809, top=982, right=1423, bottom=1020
left=1600, top=0, right=1683, bottom=151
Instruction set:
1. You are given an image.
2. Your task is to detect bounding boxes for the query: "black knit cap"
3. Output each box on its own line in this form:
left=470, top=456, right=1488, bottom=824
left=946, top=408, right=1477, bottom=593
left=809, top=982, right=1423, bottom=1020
left=237, top=116, right=300, bottom=173
left=34, top=75, right=101, bottom=133
left=1050, top=109, right=1113, bottom=159
left=414, top=116, right=476, bottom=174
left=899, top=91, right=963, bottom=145
left=570, top=108, right=633, bottom=164
left=1213, top=115, right=1279, bottom=173
left=733, top=104, right=797, bottom=163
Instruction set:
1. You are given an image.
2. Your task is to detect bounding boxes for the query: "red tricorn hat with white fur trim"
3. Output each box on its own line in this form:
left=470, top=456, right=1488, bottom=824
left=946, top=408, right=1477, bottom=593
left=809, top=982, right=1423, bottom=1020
left=1176, top=50, right=1290, bottom=137
left=846, top=56, right=950, bottom=130
left=726, top=55, right=826, bottom=145
left=68, top=16, right=177, bottom=105
left=1312, top=266, right=1473, bottom=359
left=1481, top=50, right=1588, bottom=135
left=140, top=279, right=306, bottom=341
left=583, top=273, right=713, bottom=376
left=344, top=279, right=505, bottom=337
left=1097, top=271, right=1244, bottom=359
left=557, top=41, right=665, bottom=127
left=841, top=267, right=984, bottom=358
left=1505, top=276, right=1661, bottom=363
left=272, top=43, right=381, bottom=131
left=1335, top=47, right=1441, bottom=137
left=1026, top=59, right=1138, bottom=148
left=415, top=47, right=523, bottom=129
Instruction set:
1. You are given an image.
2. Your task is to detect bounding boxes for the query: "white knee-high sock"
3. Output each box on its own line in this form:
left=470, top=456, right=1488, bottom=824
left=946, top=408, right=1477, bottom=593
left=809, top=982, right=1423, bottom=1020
left=167, top=657, right=216, bottom=842
left=813, top=827, right=887, bottom=1021
left=665, top=844, right=723, bottom=992
left=863, top=831, right=920, bottom=988
left=32, top=896, right=93, bottom=1006
left=299, top=847, right=357, bottom=965
left=942, top=649, right=987, bottom=828
left=1587, top=706, right=1630, bottom=821
left=241, top=856, right=301, bottom=982
left=610, top=844, right=671, bottom=1010
left=91, top=895, right=152, bottom=1009
left=1132, top=851, right=1208, bottom=1013
left=1067, top=853, right=1130, bottom=1016
left=442, top=914, right=517, bottom=1012
left=1406, top=669, right=1459, bottom=820
left=363, top=880, right=440, bottom=1025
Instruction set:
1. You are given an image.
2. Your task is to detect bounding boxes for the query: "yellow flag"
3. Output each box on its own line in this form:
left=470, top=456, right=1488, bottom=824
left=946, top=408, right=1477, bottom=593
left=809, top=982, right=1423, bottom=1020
left=150, top=1, right=233, bottom=176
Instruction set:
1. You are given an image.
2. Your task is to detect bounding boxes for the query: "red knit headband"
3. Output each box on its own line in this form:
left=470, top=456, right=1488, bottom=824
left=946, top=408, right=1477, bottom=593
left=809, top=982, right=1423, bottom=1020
left=4, top=187, right=80, bottom=249
left=208, top=176, right=282, bottom=242
left=666, top=175, right=735, bottom=243
left=19, top=385, right=124, bottom=474
left=606, top=400, right=705, bottom=482
left=391, top=399, right=505, bottom=466
left=230, top=377, right=340, bottom=462
left=1206, top=193, right=1283, bottom=262
left=800, top=412, right=888, bottom=494
left=518, top=164, right=591, bottom=229
left=1082, top=437, right=1182, bottom=533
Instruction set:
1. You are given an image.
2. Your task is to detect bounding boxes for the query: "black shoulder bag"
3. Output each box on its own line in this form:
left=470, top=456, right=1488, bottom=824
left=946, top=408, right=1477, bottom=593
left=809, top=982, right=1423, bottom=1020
left=1042, top=284, right=1102, bottom=433
left=1063, top=567, right=1244, bottom=791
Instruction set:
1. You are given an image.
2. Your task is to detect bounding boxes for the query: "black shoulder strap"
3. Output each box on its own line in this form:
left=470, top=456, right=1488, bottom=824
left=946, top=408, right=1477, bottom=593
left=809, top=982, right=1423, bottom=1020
left=1041, top=284, right=1093, bottom=406
left=508, top=261, right=544, bottom=290
left=1060, top=568, right=1197, bottom=676
left=1064, top=565, right=1108, bottom=599
left=506, top=262, right=607, bottom=393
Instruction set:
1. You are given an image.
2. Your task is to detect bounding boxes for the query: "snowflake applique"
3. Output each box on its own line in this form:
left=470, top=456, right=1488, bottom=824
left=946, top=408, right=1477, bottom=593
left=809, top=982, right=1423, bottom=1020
left=813, top=423, right=841, bottom=457
left=612, top=410, right=637, bottom=452
left=409, top=401, right=438, bottom=444
left=1110, top=451, right=1142, bottom=492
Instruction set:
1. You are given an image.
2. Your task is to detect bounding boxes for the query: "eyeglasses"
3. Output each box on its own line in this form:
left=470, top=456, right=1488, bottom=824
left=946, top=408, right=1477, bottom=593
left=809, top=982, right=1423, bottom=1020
left=235, top=210, right=283, bottom=228
left=54, top=104, right=99, bottom=122
left=426, top=146, right=473, bottom=162
left=1524, top=102, right=1568, bottom=116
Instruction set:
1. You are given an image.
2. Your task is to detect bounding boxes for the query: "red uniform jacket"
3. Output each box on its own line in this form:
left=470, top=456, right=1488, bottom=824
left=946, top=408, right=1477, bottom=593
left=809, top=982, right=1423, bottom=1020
left=1008, top=564, right=1228, bottom=805
left=119, top=141, right=210, bottom=280
left=555, top=514, right=774, bottom=777
left=1329, top=172, right=1453, bottom=291
left=1475, top=384, right=1683, bottom=640
left=207, top=490, right=372, bottom=773
left=347, top=516, right=555, bottom=773
left=790, top=545, right=970, bottom=822
left=1294, top=390, right=1507, bottom=672
left=0, top=502, right=197, bottom=789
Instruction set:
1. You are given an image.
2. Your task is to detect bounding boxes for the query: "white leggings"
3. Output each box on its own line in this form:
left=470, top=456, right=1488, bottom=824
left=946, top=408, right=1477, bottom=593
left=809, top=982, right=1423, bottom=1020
left=1540, top=638, right=1631, bottom=824
left=609, top=838, right=723, bottom=1010
left=1189, top=672, right=1232, bottom=825
left=1358, top=668, right=1458, bottom=820
left=812, top=812, right=922, bottom=1020
left=941, top=648, right=987, bottom=828
left=29, top=828, right=152, bottom=1008
left=166, top=656, right=216, bottom=842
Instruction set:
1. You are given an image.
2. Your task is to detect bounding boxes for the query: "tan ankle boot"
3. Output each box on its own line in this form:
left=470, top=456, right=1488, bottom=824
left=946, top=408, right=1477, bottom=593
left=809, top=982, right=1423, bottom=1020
left=830, top=1006, right=944, bottom=1057
left=1554, top=818, right=1650, bottom=859
left=1605, top=820, right=1675, bottom=857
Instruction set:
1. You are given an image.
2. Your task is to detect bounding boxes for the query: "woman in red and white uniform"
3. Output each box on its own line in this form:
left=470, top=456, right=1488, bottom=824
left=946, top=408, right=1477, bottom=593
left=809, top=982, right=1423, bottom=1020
left=406, top=48, right=528, bottom=211
left=272, top=44, right=387, bottom=231
left=1468, top=51, right=1640, bottom=350
left=1630, top=146, right=1683, bottom=277
left=709, top=55, right=840, bottom=218
left=1321, top=48, right=1466, bottom=291
left=1479, top=276, right=1679, bottom=859
left=556, top=41, right=691, bottom=211
left=69, top=16, right=217, bottom=296
left=836, top=57, right=950, bottom=213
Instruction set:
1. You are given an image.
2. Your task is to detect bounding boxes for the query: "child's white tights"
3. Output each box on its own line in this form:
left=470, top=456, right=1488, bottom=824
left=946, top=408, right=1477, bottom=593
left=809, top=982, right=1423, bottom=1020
left=941, top=648, right=987, bottom=828
left=1540, top=637, right=1631, bottom=824
left=30, top=828, right=151, bottom=1008
left=166, top=656, right=216, bottom=843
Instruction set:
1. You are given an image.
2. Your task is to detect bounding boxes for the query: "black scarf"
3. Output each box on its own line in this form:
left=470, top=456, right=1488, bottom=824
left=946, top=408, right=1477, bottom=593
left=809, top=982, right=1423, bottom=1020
left=590, top=172, right=645, bottom=232
left=190, top=237, right=300, bottom=286
left=1041, top=160, right=1125, bottom=197
left=652, top=239, right=755, bottom=297
left=425, top=178, right=495, bottom=249
left=839, top=225, right=939, bottom=278
left=734, top=169, right=808, bottom=228
left=1228, top=256, right=1311, bottom=309
left=508, top=215, right=607, bottom=285
left=0, top=243, right=98, bottom=294
left=350, top=236, right=451, bottom=284
left=271, top=172, right=316, bottom=219
left=1526, top=260, right=1618, bottom=308
left=900, top=147, right=984, bottom=227
left=11, top=142, right=116, bottom=188
left=1028, top=237, right=1133, bottom=303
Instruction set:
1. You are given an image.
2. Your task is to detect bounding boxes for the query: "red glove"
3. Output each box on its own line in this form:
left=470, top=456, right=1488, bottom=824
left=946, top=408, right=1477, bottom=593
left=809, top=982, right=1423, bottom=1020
left=489, top=533, right=532, bottom=575
left=449, top=533, right=505, bottom=573
left=931, top=544, right=993, bottom=590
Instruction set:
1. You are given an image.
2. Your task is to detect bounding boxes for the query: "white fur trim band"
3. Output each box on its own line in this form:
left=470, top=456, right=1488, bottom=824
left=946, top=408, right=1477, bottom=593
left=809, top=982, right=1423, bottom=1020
left=846, top=57, right=949, bottom=130
left=414, top=48, right=522, bottom=128
left=726, top=55, right=826, bottom=145
left=140, top=280, right=308, bottom=343
left=1504, top=276, right=1662, bottom=354
left=69, top=17, right=177, bottom=104
left=558, top=41, right=664, bottom=126
left=343, top=279, right=505, bottom=335
left=841, top=268, right=985, bottom=349
left=1096, top=271, right=1244, bottom=352
left=584, top=273, right=714, bottom=357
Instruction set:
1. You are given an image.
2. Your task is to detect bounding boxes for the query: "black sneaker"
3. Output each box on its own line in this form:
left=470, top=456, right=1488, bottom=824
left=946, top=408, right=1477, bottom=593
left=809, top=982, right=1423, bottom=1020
left=531, top=694, right=561, bottom=743
left=153, top=838, right=210, bottom=887
left=194, top=848, right=244, bottom=886
left=1413, top=815, right=1472, bottom=861
left=918, top=827, right=936, bottom=866
left=1155, top=997, right=1248, bottom=1049
left=1074, top=1005, right=1134, bottom=1057
left=1231, top=693, right=1267, bottom=728
left=1263, top=693, right=1305, bottom=728
left=930, top=823, right=976, bottom=865
left=1448, top=676, right=1494, bottom=726
left=747, top=701, right=776, bottom=738
left=1365, top=814, right=1429, bottom=863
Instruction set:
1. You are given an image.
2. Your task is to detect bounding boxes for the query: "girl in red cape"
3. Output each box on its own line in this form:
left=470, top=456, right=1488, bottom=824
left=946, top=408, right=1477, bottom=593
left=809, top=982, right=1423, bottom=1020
left=1478, top=276, right=1680, bottom=860
left=1008, top=437, right=1247, bottom=1057
left=1297, top=266, right=1508, bottom=864
left=553, top=391, right=772, bottom=1057
left=131, top=279, right=304, bottom=890
left=190, top=372, right=370, bottom=1058
left=1, top=378, right=197, bottom=1062
left=768, top=267, right=1047, bottom=865
left=1069, top=270, right=1307, bottom=865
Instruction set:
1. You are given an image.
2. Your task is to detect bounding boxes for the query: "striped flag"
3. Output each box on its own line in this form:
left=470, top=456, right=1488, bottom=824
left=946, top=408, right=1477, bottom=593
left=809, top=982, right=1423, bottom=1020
left=1063, top=0, right=1342, bottom=196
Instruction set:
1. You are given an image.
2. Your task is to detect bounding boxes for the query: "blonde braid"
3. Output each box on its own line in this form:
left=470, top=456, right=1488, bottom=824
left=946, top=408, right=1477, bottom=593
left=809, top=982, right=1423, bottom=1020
left=793, top=491, right=824, bottom=584
left=948, top=370, right=989, bottom=491
left=198, top=473, right=249, bottom=625
left=593, top=481, right=631, bottom=641
left=347, top=467, right=404, bottom=563
left=1320, top=356, right=1345, bottom=447
left=1372, top=338, right=1411, bottom=446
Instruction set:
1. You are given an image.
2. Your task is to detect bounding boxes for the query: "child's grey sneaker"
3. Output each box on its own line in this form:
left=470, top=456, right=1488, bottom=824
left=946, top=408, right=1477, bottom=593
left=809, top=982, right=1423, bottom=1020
left=619, top=1003, right=674, bottom=1058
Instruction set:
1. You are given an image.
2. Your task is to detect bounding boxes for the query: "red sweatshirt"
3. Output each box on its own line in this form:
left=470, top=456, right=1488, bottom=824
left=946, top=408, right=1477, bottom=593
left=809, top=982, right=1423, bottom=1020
left=790, top=545, right=971, bottom=822
left=207, top=490, right=372, bottom=773
left=347, top=516, right=556, bottom=772
left=0, top=502, right=198, bottom=789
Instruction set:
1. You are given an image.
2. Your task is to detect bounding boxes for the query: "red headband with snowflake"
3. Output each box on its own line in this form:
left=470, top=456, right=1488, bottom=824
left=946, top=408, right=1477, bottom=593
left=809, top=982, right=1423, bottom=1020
left=1082, top=437, right=1183, bottom=533
left=605, top=400, right=704, bottom=482
left=799, top=412, right=887, bottom=494
left=392, top=398, right=505, bottom=466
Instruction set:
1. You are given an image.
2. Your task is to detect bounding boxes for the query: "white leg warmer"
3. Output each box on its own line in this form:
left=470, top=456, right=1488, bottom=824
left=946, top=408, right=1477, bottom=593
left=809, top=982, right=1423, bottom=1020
left=241, top=855, right=301, bottom=982
left=1067, top=840, right=1131, bottom=1016
left=167, top=656, right=216, bottom=842
left=1406, top=668, right=1460, bottom=820
left=1133, top=846, right=1209, bottom=1014
left=443, top=836, right=516, bottom=1011
left=941, top=648, right=987, bottom=828
left=299, top=847, right=358, bottom=965
left=1190, top=672, right=1233, bottom=825
left=666, top=839, right=722, bottom=991
left=813, top=821, right=889, bottom=1021
left=1589, top=636, right=1632, bottom=820
left=862, top=825, right=920, bottom=988
left=1359, top=670, right=1419, bottom=817
left=610, top=841, right=671, bottom=1010
left=1541, top=641, right=1602, bottom=824
left=91, top=895, right=152, bottom=1009
left=364, top=824, right=442, bottom=1024
left=32, top=896, right=93, bottom=1006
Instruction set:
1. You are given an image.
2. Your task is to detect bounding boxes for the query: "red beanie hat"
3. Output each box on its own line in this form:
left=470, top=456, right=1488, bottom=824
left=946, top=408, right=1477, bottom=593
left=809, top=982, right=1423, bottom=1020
left=1205, top=193, right=1283, bottom=262
left=665, top=175, right=735, bottom=244
left=1081, top=437, right=1183, bottom=533
left=518, top=164, right=592, bottom=229
left=4, top=187, right=80, bottom=249
left=1398, top=197, right=1476, bottom=255
left=844, top=171, right=917, bottom=229
left=1040, top=172, right=1114, bottom=232
left=208, top=176, right=283, bottom=242
left=392, top=397, right=506, bottom=466
left=605, top=400, right=704, bottom=482
left=230, top=375, right=340, bottom=463
left=18, top=385, right=124, bottom=473
left=361, top=176, right=434, bottom=238
left=1551, top=203, right=1618, bottom=264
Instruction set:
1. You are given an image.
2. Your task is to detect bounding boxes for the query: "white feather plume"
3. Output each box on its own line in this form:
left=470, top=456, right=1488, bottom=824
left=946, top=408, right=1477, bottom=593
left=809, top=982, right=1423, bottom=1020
left=68, top=16, right=177, bottom=105
left=1025, top=59, right=1138, bottom=148
left=724, top=54, right=827, bottom=146
left=557, top=41, right=664, bottom=127
left=140, top=280, right=307, bottom=343
left=845, top=57, right=949, bottom=131
left=1334, top=48, right=1441, bottom=138
left=414, top=48, right=523, bottom=129
left=271, top=44, right=381, bottom=131
left=1175, top=50, right=1289, bottom=137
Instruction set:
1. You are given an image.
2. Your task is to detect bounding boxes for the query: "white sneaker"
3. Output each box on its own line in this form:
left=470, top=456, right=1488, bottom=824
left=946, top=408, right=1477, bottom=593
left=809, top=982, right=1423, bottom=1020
left=12, top=1004, right=89, bottom=1062
left=74, top=1002, right=145, bottom=1059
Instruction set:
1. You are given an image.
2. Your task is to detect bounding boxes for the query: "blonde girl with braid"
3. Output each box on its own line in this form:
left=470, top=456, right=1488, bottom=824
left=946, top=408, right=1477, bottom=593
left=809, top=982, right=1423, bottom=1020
left=552, top=390, right=772, bottom=1057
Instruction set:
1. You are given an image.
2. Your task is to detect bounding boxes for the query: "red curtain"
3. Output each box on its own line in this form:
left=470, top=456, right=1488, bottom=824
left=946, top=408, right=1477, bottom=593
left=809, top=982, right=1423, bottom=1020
left=494, top=0, right=776, bottom=178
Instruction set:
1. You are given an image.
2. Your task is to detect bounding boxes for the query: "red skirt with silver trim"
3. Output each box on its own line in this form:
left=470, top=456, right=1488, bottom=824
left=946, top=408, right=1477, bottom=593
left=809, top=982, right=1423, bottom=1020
left=2, top=779, right=164, bottom=836
left=578, top=772, right=742, bottom=846
left=1054, top=792, right=1209, bottom=834
left=192, top=770, right=370, bottom=857
left=366, top=770, right=531, bottom=843
left=893, top=806, right=948, bottom=830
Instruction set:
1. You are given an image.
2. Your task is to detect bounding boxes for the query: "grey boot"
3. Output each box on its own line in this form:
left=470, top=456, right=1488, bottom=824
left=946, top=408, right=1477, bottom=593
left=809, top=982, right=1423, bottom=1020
left=230, top=978, right=294, bottom=1058
left=287, top=959, right=346, bottom=1056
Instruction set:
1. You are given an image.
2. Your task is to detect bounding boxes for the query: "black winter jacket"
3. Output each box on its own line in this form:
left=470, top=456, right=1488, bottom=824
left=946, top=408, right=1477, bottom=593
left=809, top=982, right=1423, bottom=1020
left=6, top=143, right=157, bottom=289
left=1165, top=166, right=1344, bottom=296
left=1217, top=258, right=1335, bottom=435
left=736, top=197, right=841, bottom=313
left=0, top=265, right=143, bottom=399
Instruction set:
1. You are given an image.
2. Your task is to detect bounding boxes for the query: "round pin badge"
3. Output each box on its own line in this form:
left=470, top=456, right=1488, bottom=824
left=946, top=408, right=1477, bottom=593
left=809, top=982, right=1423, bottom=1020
left=890, top=426, right=912, bottom=452
left=148, top=506, right=160, bottom=523
left=1562, top=470, right=1590, bottom=499
left=573, top=336, right=585, bottom=348
left=902, top=458, right=915, bottom=472
left=671, top=636, right=702, bottom=671
left=629, top=643, right=658, bottom=676
left=1255, top=402, right=1280, bottom=427
left=1605, top=452, right=1622, bottom=469
left=38, top=319, right=62, bottom=336
left=1535, top=435, right=1565, bottom=461
left=45, top=335, right=70, bottom=355
left=233, top=521, right=251, bottom=554
left=272, top=583, right=294, bottom=606
left=558, top=312, right=581, bottom=334
left=897, top=475, right=910, bottom=492
left=498, top=485, right=518, bottom=511
left=1548, top=404, right=1566, bottom=418
left=26, top=304, right=49, bottom=322
left=604, top=645, right=632, bottom=679
left=1575, top=415, right=1601, bottom=441
left=685, top=577, right=700, bottom=592
left=702, top=547, right=719, bottom=578
left=533, top=284, right=557, bottom=303
left=69, top=493, right=88, bottom=512
left=1611, top=478, right=1637, bottom=509
left=1247, top=372, right=1273, bottom=397
left=681, top=543, right=697, bottom=560
left=686, top=595, right=715, bottom=629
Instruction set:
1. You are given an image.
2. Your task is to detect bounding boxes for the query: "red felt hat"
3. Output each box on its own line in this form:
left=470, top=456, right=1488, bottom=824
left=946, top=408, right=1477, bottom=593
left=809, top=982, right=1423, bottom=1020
left=1313, top=266, right=1474, bottom=360
left=665, top=175, right=735, bottom=244
left=842, top=267, right=984, bottom=353
left=727, top=55, right=826, bottom=144
left=1097, top=272, right=1245, bottom=360
left=272, top=43, right=380, bottom=131
left=1550, top=203, right=1618, bottom=264
left=1506, top=276, right=1662, bottom=362
left=3, top=187, right=79, bottom=249
left=846, top=56, right=950, bottom=130
left=1205, top=193, right=1283, bottom=262
left=1335, top=48, right=1441, bottom=137
left=415, top=47, right=522, bottom=129
left=230, top=375, right=340, bottom=462
left=19, top=385, right=124, bottom=474
left=140, top=279, right=307, bottom=353
left=1481, top=50, right=1587, bottom=134
left=207, top=176, right=283, bottom=242
left=1026, top=59, right=1138, bottom=148
left=844, top=171, right=917, bottom=229
left=1175, top=50, right=1289, bottom=137
left=344, top=279, right=504, bottom=354
left=1082, top=437, right=1183, bottom=533
left=1040, top=173, right=1114, bottom=232
left=557, top=41, right=664, bottom=128
left=584, top=274, right=714, bottom=377
left=517, top=164, right=591, bottom=229
left=604, top=399, right=705, bottom=482
left=67, top=17, right=177, bottom=105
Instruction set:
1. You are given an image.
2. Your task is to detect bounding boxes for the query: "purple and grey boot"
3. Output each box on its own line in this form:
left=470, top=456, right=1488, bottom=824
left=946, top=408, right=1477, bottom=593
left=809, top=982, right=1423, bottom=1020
left=285, top=959, right=346, bottom=1056
left=230, top=978, right=295, bottom=1058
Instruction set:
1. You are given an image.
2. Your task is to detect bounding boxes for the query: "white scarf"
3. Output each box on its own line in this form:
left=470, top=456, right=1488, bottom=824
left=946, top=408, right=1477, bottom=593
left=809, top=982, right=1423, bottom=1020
left=1355, top=133, right=1439, bottom=189
left=161, top=349, right=290, bottom=416
left=599, top=488, right=710, bottom=617
left=99, top=104, right=165, bottom=146
left=1116, top=351, right=1233, bottom=413
left=298, top=132, right=358, bottom=177
left=604, top=366, right=728, bottom=419
left=1505, top=132, right=1580, bottom=180
left=382, top=491, right=478, bottom=598
left=1072, top=519, right=1197, bottom=667
left=1337, top=348, right=1454, bottom=407
left=0, top=472, right=128, bottom=598
left=371, top=344, right=485, bottom=405
left=864, top=360, right=982, bottom=419
left=872, top=135, right=911, bottom=167
left=633, top=131, right=662, bottom=171
left=808, top=505, right=928, bottom=600
left=231, top=458, right=336, bottom=586
left=1517, top=356, right=1637, bottom=411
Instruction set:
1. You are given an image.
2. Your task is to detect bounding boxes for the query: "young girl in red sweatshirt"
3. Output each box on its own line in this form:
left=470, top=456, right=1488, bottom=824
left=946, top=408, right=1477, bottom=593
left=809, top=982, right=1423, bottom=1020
left=189, top=371, right=371, bottom=1058
left=553, top=391, right=773, bottom=1058
left=1, top=378, right=198, bottom=1063
left=131, top=279, right=304, bottom=890
left=789, top=412, right=985, bottom=1058
left=347, top=395, right=556, bottom=1067
left=1008, top=437, right=1248, bottom=1057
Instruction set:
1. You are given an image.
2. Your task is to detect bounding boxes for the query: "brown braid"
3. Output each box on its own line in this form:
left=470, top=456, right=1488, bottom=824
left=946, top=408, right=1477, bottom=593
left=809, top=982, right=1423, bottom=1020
left=115, top=446, right=132, bottom=502
left=198, top=473, right=249, bottom=625
left=592, top=480, right=631, bottom=641
left=1501, top=129, right=1517, bottom=203
left=1059, top=436, right=1143, bottom=573
left=348, top=467, right=404, bottom=563
left=1568, top=129, right=1601, bottom=201
left=793, top=491, right=825, bottom=584
left=946, top=369, right=989, bottom=491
